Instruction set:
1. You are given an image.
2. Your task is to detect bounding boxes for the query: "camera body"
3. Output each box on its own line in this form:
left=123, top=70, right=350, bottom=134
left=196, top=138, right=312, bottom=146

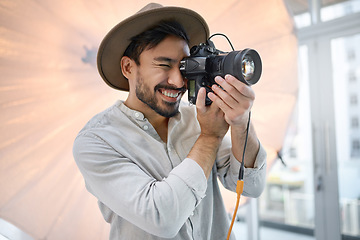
left=180, top=39, right=262, bottom=105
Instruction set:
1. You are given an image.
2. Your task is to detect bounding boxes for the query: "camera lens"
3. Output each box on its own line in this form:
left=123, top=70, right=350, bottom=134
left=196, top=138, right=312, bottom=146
left=222, top=49, right=261, bottom=85
left=242, top=55, right=255, bottom=81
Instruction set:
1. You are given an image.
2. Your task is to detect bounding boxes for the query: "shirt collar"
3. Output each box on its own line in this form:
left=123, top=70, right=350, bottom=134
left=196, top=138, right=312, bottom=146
left=116, top=100, right=146, bottom=122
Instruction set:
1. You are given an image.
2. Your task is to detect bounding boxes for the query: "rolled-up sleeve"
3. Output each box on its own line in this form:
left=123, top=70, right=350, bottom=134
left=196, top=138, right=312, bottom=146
left=216, top=138, right=267, bottom=198
left=73, top=133, right=207, bottom=238
left=171, top=158, right=207, bottom=206
left=239, top=143, right=267, bottom=197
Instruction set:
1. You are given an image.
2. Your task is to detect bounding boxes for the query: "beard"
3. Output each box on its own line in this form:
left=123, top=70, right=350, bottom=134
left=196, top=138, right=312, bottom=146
left=135, top=75, right=185, bottom=118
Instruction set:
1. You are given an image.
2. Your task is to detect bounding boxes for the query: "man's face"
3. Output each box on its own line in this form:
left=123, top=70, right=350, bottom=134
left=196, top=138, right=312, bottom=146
left=134, top=35, right=190, bottom=118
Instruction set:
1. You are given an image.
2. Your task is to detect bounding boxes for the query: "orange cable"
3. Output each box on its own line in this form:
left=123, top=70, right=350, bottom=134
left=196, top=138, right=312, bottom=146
left=226, top=180, right=244, bottom=240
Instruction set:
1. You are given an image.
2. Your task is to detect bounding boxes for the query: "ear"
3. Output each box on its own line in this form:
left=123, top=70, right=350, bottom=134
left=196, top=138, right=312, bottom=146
left=120, top=56, right=136, bottom=80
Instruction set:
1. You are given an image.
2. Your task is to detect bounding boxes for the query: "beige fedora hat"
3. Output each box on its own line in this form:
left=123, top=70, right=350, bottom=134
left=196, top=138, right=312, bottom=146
left=97, top=3, right=210, bottom=91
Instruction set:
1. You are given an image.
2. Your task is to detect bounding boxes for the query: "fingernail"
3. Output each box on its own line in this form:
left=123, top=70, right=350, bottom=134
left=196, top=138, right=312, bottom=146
left=215, top=76, right=223, bottom=83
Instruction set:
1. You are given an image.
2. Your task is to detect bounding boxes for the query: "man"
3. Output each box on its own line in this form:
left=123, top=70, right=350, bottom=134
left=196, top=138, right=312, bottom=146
left=73, top=3, right=266, bottom=240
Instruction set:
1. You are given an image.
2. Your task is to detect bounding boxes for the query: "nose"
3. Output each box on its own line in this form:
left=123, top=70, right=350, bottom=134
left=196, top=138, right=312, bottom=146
left=168, top=68, right=186, bottom=88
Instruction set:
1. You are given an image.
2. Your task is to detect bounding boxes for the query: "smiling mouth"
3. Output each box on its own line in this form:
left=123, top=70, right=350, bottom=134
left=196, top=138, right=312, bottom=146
left=160, top=89, right=181, bottom=98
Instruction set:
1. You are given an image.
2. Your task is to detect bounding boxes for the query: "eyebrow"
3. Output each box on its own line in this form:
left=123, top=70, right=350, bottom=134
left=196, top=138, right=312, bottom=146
left=153, top=56, right=177, bottom=64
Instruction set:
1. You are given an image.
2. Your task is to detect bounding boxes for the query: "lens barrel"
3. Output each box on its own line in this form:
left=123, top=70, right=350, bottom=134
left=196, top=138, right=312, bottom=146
left=222, top=49, right=262, bottom=85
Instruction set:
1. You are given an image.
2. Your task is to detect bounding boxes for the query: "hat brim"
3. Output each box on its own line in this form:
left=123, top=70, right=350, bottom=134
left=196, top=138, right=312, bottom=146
left=97, top=6, right=210, bottom=91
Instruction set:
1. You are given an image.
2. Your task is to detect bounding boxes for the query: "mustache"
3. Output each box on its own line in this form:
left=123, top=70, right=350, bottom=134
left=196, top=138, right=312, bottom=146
left=154, top=84, right=187, bottom=93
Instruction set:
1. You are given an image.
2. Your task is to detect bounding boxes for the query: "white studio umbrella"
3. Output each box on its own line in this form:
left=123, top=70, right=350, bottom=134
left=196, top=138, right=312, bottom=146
left=0, top=0, right=297, bottom=239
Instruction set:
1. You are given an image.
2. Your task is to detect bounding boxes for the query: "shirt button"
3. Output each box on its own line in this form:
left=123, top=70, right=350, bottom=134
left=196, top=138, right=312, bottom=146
left=143, top=125, right=149, bottom=130
left=134, top=112, right=140, bottom=118
left=190, top=211, right=194, bottom=216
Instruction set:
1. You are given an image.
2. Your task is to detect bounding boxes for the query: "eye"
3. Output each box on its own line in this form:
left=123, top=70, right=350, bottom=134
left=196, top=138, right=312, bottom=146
left=159, top=64, right=171, bottom=68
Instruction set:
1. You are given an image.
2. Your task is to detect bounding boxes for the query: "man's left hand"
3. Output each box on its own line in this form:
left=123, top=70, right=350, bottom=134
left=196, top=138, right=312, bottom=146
left=207, top=74, right=255, bottom=129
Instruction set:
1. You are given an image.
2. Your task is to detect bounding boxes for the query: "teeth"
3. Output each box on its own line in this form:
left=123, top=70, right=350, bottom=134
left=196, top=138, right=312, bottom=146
left=162, top=90, right=179, bottom=98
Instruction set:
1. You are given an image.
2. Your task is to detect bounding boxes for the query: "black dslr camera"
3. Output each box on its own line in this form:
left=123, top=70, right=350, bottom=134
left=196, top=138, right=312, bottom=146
left=180, top=37, right=262, bottom=105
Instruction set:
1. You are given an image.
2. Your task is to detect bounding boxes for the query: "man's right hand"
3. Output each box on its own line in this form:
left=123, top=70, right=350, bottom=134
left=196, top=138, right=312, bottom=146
left=186, top=87, right=229, bottom=179
left=196, top=87, right=229, bottom=139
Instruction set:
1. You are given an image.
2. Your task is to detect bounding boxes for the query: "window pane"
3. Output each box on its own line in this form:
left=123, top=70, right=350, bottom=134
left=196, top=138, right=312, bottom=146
left=331, top=33, right=360, bottom=237
left=321, top=0, right=360, bottom=21
left=285, top=0, right=360, bottom=28
left=284, top=0, right=311, bottom=28
left=259, top=45, right=315, bottom=238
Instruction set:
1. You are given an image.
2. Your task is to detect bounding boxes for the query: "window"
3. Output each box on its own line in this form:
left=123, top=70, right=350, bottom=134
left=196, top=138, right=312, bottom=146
left=349, top=71, right=357, bottom=82
left=350, top=94, right=358, bottom=106
left=321, top=0, right=360, bottom=22
left=351, top=117, right=359, bottom=128
left=259, top=45, right=315, bottom=234
left=262, top=0, right=360, bottom=238
left=330, top=30, right=360, bottom=237
left=285, top=0, right=360, bottom=29
left=351, top=139, right=360, bottom=157
left=347, top=49, right=356, bottom=61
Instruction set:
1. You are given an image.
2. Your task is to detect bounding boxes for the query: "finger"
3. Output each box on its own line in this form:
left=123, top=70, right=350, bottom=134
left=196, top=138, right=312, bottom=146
left=209, top=90, right=252, bottom=126
left=210, top=79, right=254, bottom=117
left=224, top=75, right=255, bottom=99
left=196, top=87, right=207, bottom=113
left=215, top=75, right=255, bottom=101
left=211, top=83, right=238, bottom=108
left=208, top=91, right=231, bottom=113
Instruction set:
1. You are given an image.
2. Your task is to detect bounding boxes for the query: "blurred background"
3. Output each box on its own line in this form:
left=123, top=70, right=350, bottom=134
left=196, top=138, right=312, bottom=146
left=0, top=0, right=359, bottom=239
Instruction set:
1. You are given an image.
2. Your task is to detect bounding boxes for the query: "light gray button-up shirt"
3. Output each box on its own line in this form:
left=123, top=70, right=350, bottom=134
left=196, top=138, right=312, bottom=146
left=73, top=100, right=266, bottom=240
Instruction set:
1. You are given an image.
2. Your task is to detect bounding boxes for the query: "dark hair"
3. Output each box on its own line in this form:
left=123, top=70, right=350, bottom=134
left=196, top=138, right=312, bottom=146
left=123, top=20, right=189, bottom=65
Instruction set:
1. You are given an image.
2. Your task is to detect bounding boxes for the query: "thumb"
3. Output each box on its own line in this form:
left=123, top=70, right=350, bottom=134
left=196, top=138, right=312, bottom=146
left=196, top=87, right=207, bottom=113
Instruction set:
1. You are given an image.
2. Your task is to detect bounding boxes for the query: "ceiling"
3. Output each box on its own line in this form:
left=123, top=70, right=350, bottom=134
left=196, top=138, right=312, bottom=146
left=285, top=0, right=349, bottom=14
